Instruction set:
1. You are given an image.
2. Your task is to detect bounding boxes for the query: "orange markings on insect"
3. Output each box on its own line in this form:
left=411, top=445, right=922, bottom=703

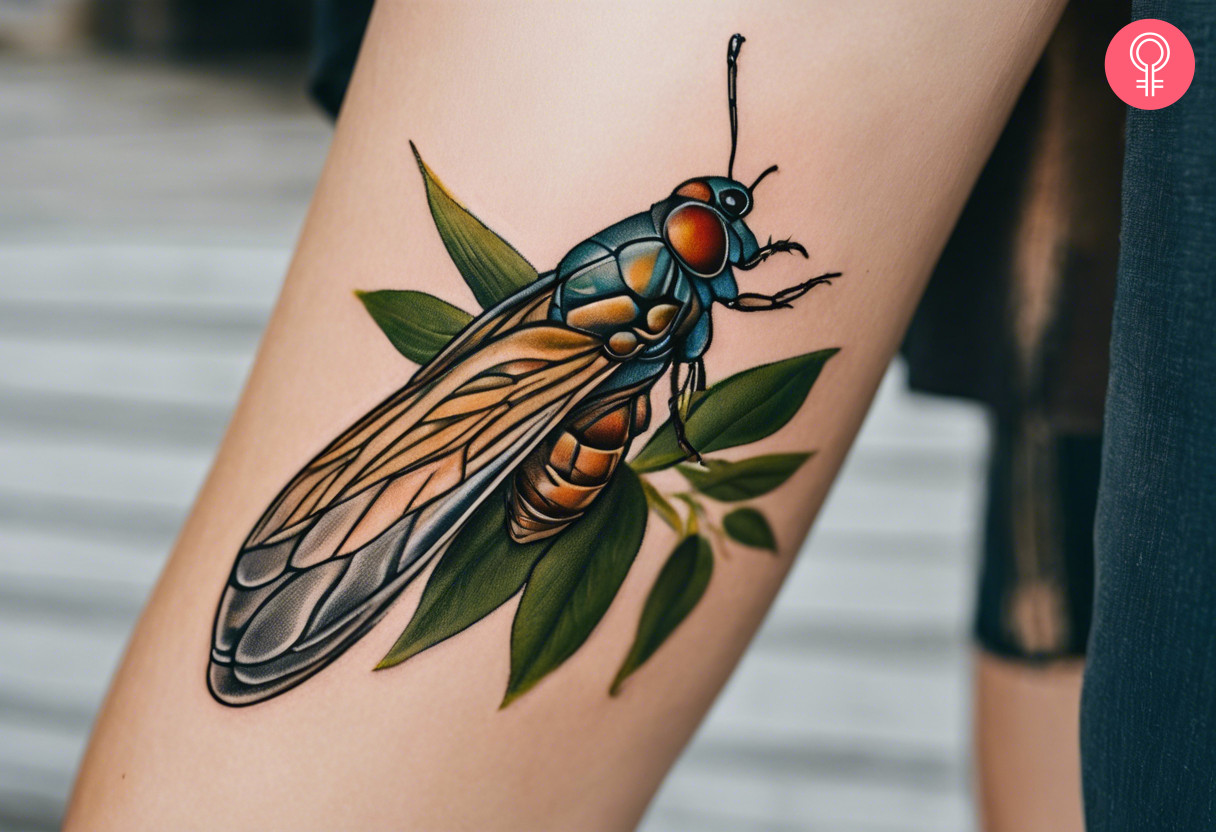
left=632, top=394, right=649, bottom=432
left=508, top=326, right=601, bottom=353
left=675, top=180, right=713, bottom=201
left=486, top=359, right=548, bottom=378
left=566, top=295, right=640, bottom=330
left=607, top=331, right=640, bottom=355
left=572, top=445, right=621, bottom=482
left=620, top=246, right=661, bottom=295
left=528, top=464, right=600, bottom=511
left=580, top=404, right=632, bottom=448
left=550, top=432, right=579, bottom=472
left=645, top=303, right=680, bottom=334
left=665, top=203, right=727, bottom=276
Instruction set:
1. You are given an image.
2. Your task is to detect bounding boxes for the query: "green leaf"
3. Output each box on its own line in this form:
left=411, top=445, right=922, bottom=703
left=640, top=477, right=682, bottom=531
left=502, top=467, right=648, bottom=706
left=376, top=485, right=549, bottom=669
left=630, top=349, right=839, bottom=473
left=610, top=535, right=713, bottom=695
left=723, top=508, right=777, bottom=552
left=677, top=453, right=810, bottom=502
left=412, top=142, right=539, bottom=309
left=355, top=290, right=472, bottom=364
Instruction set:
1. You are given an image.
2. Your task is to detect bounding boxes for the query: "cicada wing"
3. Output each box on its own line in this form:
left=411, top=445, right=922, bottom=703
left=245, top=273, right=560, bottom=549
left=209, top=285, right=619, bottom=705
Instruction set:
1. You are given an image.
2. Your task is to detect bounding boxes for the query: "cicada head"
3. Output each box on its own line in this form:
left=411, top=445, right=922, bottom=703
left=662, top=175, right=764, bottom=277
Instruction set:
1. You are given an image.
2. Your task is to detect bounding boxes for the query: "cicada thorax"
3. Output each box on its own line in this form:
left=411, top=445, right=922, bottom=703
left=507, top=384, right=650, bottom=543
left=550, top=216, right=695, bottom=353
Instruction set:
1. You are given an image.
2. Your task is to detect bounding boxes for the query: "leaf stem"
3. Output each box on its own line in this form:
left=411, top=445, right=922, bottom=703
left=668, top=493, right=732, bottom=559
left=671, top=493, right=701, bottom=536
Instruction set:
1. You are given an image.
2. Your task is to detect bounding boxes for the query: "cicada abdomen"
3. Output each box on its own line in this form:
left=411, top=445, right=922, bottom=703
left=507, top=389, right=650, bottom=543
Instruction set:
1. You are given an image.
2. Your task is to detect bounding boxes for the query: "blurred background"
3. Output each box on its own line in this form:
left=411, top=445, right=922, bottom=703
left=0, top=2, right=988, bottom=829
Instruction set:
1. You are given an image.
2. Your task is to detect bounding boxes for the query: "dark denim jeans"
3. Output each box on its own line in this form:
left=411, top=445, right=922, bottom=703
left=1083, top=1, right=1216, bottom=828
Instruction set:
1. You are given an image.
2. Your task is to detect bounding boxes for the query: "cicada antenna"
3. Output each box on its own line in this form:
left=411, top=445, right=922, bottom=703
left=749, top=164, right=778, bottom=192
left=727, top=33, right=746, bottom=180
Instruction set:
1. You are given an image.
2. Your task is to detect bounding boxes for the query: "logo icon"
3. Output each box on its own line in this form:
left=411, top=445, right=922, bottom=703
left=1106, top=20, right=1194, bottom=110
left=1130, top=32, right=1169, bottom=96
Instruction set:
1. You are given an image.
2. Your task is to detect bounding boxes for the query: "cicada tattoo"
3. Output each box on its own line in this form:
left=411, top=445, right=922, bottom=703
left=208, top=34, right=839, bottom=705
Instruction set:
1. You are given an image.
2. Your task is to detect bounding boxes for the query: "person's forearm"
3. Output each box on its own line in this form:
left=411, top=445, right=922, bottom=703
left=67, top=3, right=1065, bottom=829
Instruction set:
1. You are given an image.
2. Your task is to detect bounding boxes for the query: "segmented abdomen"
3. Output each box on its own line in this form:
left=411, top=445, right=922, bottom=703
left=507, top=392, right=649, bottom=543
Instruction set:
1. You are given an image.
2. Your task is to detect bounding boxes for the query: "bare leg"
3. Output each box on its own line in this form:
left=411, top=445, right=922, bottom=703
left=66, top=3, right=1067, bottom=829
left=975, top=651, right=1085, bottom=832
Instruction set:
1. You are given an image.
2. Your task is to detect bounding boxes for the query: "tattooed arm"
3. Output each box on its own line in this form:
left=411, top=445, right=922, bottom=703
left=67, top=3, right=1065, bottom=830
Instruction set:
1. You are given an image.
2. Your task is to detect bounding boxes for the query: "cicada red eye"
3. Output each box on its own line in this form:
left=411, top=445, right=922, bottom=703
left=664, top=203, right=728, bottom=276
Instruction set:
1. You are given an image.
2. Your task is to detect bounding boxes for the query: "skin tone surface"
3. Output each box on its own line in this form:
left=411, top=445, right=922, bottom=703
left=67, top=2, right=1068, bottom=830
left=974, top=652, right=1086, bottom=832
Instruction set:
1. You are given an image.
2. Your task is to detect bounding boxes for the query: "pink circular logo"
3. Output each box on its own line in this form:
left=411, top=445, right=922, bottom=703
left=1106, top=20, right=1195, bottom=110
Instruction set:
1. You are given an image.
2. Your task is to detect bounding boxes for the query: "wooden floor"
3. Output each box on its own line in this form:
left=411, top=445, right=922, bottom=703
left=0, top=56, right=990, bottom=832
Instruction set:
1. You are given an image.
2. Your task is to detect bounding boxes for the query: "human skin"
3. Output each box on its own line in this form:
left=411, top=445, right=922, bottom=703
left=975, top=652, right=1086, bottom=832
left=66, top=2, right=1067, bottom=830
